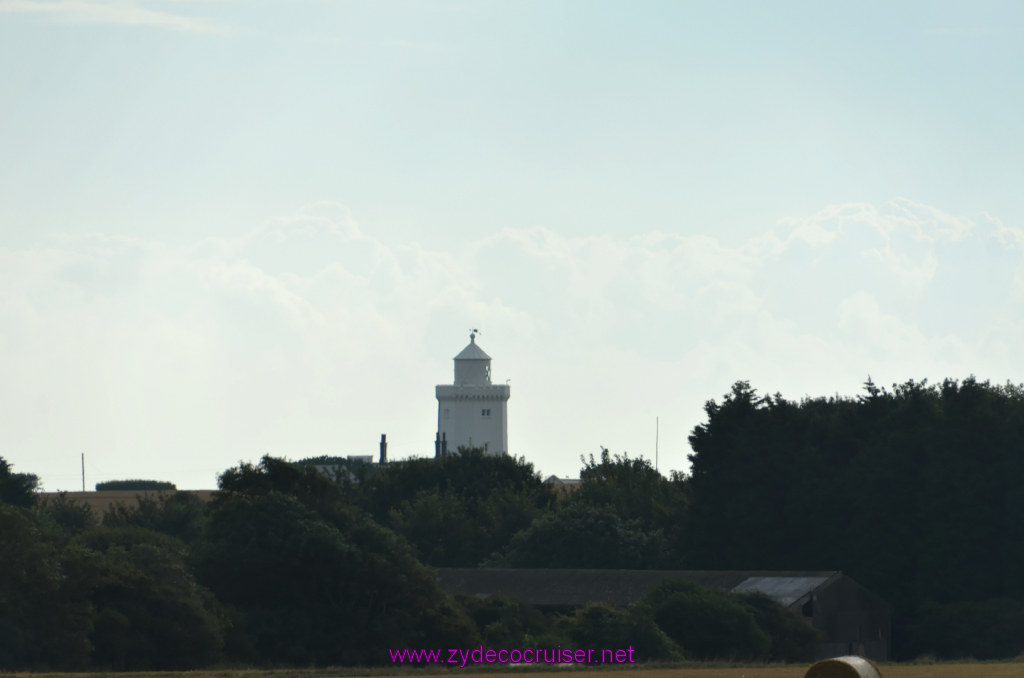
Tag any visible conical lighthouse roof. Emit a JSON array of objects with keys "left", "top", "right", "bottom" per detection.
[{"left": 455, "top": 334, "right": 491, "bottom": 361}]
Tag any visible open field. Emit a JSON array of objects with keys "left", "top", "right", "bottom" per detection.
[
  {"left": 37, "top": 490, "right": 216, "bottom": 514},
  {"left": 7, "top": 663, "right": 1024, "bottom": 678}
]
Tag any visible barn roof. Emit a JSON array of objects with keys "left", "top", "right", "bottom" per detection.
[
  {"left": 436, "top": 568, "right": 841, "bottom": 610},
  {"left": 732, "top": 575, "right": 834, "bottom": 606}
]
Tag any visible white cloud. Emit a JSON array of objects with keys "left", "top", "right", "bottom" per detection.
[
  {"left": 0, "top": 0, "right": 230, "bottom": 34},
  {"left": 838, "top": 292, "right": 925, "bottom": 351},
  {"left": 2, "top": 198, "right": 1022, "bottom": 490},
  {"left": 982, "top": 210, "right": 1024, "bottom": 294}
]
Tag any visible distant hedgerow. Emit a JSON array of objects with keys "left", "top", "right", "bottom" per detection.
[{"left": 95, "top": 480, "right": 176, "bottom": 491}]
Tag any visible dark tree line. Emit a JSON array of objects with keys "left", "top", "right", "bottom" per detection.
[
  {"left": 2, "top": 375, "right": 1023, "bottom": 667},
  {"left": 684, "top": 377, "right": 1024, "bottom": 659},
  {"left": 0, "top": 450, "right": 815, "bottom": 669},
  {"left": 95, "top": 479, "right": 177, "bottom": 491}
]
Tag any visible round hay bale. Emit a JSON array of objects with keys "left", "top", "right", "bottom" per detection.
[{"left": 804, "top": 656, "right": 882, "bottom": 678}]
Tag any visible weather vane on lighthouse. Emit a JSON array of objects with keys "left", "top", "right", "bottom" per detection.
[{"left": 469, "top": 328, "right": 481, "bottom": 342}]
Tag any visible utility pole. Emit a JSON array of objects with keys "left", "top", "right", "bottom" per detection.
[{"left": 81, "top": 453, "right": 85, "bottom": 492}]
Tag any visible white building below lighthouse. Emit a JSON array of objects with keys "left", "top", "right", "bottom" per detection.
[{"left": 435, "top": 332, "right": 509, "bottom": 456}]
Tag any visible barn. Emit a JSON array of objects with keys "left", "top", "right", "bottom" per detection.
[{"left": 437, "top": 568, "right": 891, "bottom": 661}]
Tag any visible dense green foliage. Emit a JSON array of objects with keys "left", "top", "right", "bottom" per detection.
[
  {"left": 72, "top": 526, "right": 226, "bottom": 670},
  {"left": 3, "top": 375, "right": 1023, "bottom": 666},
  {"left": 102, "top": 491, "right": 208, "bottom": 543},
  {"left": 356, "top": 449, "right": 555, "bottom": 566},
  {"left": 0, "top": 500, "right": 222, "bottom": 670},
  {"left": 293, "top": 455, "right": 349, "bottom": 466},
  {"left": 456, "top": 594, "right": 558, "bottom": 648},
  {"left": 735, "top": 591, "right": 822, "bottom": 662},
  {"left": 197, "top": 456, "right": 478, "bottom": 665},
  {"left": 0, "top": 502, "right": 93, "bottom": 669},
  {"left": 0, "top": 457, "right": 39, "bottom": 507},
  {"left": 95, "top": 479, "right": 177, "bottom": 491},
  {"left": 904, "top": 598, "right": 1024, "bottom": 660},
  {"left": 488, "top": 501, "right": 666, "bottom": 568},
  {"left": 685, "top": 377, "right": 1024, "bottom": 659},
  {"left": 38, "top": 491, "right": 98, "bottom": 535},
  {"left": 642, "top": 579, "right": 770, "bottom": 660},
  {"left": 487, "top": 449, "right": 687, "bottom": 568},
  {"left": 576, "top": 448, "right": 689, "bottom": 538},
  {"left": 566, "top": 603, "right": 683, "bottom": 661}
]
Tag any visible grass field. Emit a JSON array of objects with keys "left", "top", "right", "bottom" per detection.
[{"left": 8, "top": 662, "right": 1024, "bottom": 678}]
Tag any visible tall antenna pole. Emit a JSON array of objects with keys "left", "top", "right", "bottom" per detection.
[
  {"left": 655, "top": 417, "right": 659, "bottom": 473},
  {"left": 81, "top": 453, "right": 85, "bottom": 492}
]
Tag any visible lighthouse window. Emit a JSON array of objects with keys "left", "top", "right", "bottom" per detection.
[
  {"left": 443, "top": 409, "right": 450, "bottom": 419},
  {"left": 482, "top": 408, "right": 491, "bottom": 417}
]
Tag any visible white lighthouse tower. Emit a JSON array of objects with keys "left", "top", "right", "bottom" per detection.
[{"left": 435, "top": 331, "right": 510, "bottom": 456}]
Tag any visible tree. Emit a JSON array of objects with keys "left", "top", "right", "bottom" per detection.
[
  {"left": 95, "top": 479, "right": 176, "bottom": 491},
  {"left": 641, "top": 579, "right": 770, "bottom": 660},
  {"left": 71, "top": 526, "right": 226, "bottom": 670},
  {"left": 102, "top": 491, "right": 208, "bottom": 544},
  {"left": 456, "top": 594, "right": 559, "bottom": 649},
  {"left": 217, "top": 454, "right": 352, "bottom": 519},
  {"left": 196, "top": 456, "right": 477, "bottom": 665},
  {"left": 684, "top": 377, "right": 1024, "bottom": 659},
  {"left": 0, "top": 457, "right": 39, "bottom": 508},
  {"left": 573, "top": 448, "right": 689, "bottom": 560},
  {"left": 35, "top": 492, "right": 98, "bottom": 537},
  {"left": 577, "top": 449, "right": 686, "bottom": 522},
  {"left": 734, "top": 592, "right": 821, "bottom": 662},
  {"left": 0, "top": 503, "right": 93, "bottom": 669},
  {"left": 566, "top": 603, "right": 682, "bottom": 661},
  {"left": 387, "top": 490, "right": 478, "bottom": 565},
  {"left": 356, "top": 449, "right": 555, "bottom": 566},
  {"left": 490, "top": 502, "right": 667, "bottom": 569},
  {"left": 905, "top": 598, "right": 1024, "bottom": 660}
]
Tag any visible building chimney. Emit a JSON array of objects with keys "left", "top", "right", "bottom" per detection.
[{"left": 379, "top": 433, "right": 387, "bottom": 464}]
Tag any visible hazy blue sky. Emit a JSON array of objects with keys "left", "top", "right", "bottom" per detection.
[{"left": 2, "top": 1, "right": 1023, "bottom": 490}]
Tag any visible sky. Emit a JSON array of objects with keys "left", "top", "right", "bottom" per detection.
[{"left": 2, "top": 1, "right": 1023, "bottom": 491}]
